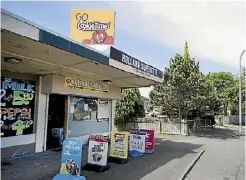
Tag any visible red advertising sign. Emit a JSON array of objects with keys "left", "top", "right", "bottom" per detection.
[{"left": 141, "top": 129, "right": 154, "bottom": 153}]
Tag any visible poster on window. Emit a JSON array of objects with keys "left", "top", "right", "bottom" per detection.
[
  {"left": 0, "top": 77, "right": 36, "bottom": 137},
  {"left": 129, "top": 129, "right": 146, "bottom": 157},
  {"left": 140, "top": 129, "right": 154, "bottom": 153},
  {"left": 88, "top": 135, "right": 108, "bottom": 166},
  {"left": 71, "top": 97, "right": 98, "bottom": 121},
  {"left": 97, "top": 99, "right": 109, "bottom": 121},
  {"left": 60, "top": 138, "right": 83, "bottom": 176},
  {"left": 109, "top": 131, "right": 129, "bottom": 159}
]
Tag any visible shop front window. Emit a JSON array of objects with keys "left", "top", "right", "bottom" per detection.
[
  {"left": 68, "top": 96, "right": 110, "bottom": 138},
  {"left": 70, "top": 96, "right": 98, "bottom": 121}
]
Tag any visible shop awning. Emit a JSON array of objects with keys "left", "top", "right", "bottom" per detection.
[{"left": 1, "top": 10, "right": 163, "bottom": 88}]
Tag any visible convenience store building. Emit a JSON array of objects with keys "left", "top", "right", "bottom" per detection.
[{"left": 0, "top": 10, "right": 163, "bottom": 159}]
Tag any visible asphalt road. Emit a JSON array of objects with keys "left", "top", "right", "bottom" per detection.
[{"left": 185, "top": 126, "right": 245, "bottom": 180}]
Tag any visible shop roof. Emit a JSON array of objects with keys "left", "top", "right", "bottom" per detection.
[{"left": 1, "top": 9, "right": 163, "bottom": 88}]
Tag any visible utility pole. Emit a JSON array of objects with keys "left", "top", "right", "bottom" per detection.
[{"left": 239, "top": 50, "right": 245, "bottom": 132}]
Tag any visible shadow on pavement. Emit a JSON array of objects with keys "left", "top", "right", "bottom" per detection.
[
  {"left": 192, "top": 127, "right": 245, "bottom": 140},
  {"left": 1, "top": 139, "right": 202, "bottom": 180},
  {"left": 85, "top": 138, "right": 202, "bottom": 180}
]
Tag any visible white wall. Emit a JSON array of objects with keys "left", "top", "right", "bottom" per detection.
[
  {"left": 34, "top": 76, "right": 49, "bottom": 152},
  {"left": 1, "top": 134, "right": 36, "bottom": 148}
]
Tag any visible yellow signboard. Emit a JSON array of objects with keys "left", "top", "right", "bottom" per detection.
[
  {"left": 70, "top": 9, "right": 115, "bottom": 45},
  {"left": 65, "top": 77, "right": 109, "bottom": 93},
  {"left": 110, "top": 131, "right": 129, "bottom": 159}
]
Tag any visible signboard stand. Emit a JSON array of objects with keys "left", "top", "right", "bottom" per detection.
[
  {"left": 108, "top": 156, "right": 129, "bottom": 164},
  {"left": 83, "top": 162, "right": 109, "bottom": 173},
  {"left": 108, "top": 131, "right": 129, "bottom": 164},
  {"left": 129, "top": 129, "right": 146, "bottom": 157},
  {"left": 83, "top": 135, "right": 109, "bottom": 173},
  {"left": 141, "top": 129, "right": 154, "bottom": 154},
  {"left": 53, "top": 138, "right": 86, "bottom": 180}
]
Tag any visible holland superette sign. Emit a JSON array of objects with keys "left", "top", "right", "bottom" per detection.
[{"left": 109, "top": 47, "right": 163, "bottom": 78}]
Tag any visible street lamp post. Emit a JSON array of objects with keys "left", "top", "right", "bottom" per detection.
[{"left": 239, "top": 50, "right": 245, "bottom": 133}]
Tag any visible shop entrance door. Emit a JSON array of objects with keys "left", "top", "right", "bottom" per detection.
[{"left": 46, "top": 94, "right": 66, "bottom": 150}]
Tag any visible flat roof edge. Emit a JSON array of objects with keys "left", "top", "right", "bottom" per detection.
[{"left": 1, "top": 8, "right": 163, "bottom": 83}]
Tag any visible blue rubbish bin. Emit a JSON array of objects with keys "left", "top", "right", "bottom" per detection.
[{"left": 52, "top": 128, "right": 64, "bottom": 146}]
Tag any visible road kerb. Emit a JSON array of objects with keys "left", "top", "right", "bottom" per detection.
[{"left": 179, "top": 148, "right": 205, "bottom": 180}]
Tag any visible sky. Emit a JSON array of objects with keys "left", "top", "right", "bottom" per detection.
[{"left": 1, "top": 1, "right": 245, "bottom": 98}]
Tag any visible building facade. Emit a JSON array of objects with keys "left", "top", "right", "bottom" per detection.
[
  {"left": 0, "top": 10, "right": 163, "bottom": 159},
  {"left": 141, "top": 96, "right": 151, "bottom": 114}
]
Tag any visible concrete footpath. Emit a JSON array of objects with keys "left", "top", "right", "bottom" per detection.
[{"left": 1, "top": 138, "right": 204, "bottom": 180}]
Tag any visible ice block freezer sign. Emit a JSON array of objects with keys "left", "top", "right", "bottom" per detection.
[
  {"left": 60, "top": 139, "right": 83, "bottom": 176},
  {"left": 129, "top": 129, "right": 146, "bottom": 157},
  {"left": 141, "top": 129, "right": 154, "bottom": 153}
]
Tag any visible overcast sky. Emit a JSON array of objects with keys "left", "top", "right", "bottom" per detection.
[
  {"left": 109, "top": 1, "right": 245, "bottom": 97},
  {"left": 2, "top": 1, "right": 245, "bottom": 98},
  {"left": 110, "top": 1, "right": 245, "bottom": 68}
]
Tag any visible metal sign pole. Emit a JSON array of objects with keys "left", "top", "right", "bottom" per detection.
[{"left": 239, "top": 50, "right": 245, "bottom": 133}]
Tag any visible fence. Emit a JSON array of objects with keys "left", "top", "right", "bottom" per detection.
[
  {"left": 215, "top": 115, "right": 246, "bottom": 125},
  {"left": 121, "top": 118, "right": 161, "bottom": 137},
  {"left": 117, "top": 117, "right": 214, "bottom": 136},
  {"left": 160, "top": 120, "right": 189, "bottom": 135}
]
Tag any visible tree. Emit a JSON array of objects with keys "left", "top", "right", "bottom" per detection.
[
  {"left": 115, "top": 88, "right": 145, "bottom": 128},
  {"left": 184, "top": 41, "right": 190, "bottom": 60},
  {"left": 205, "top": 72, "right": 235, "bottom": 115},
  {"left": 150, "top": 42, "right": 204, "bottom": 119},
  {"left": 230, "top": 68, "right": 246, "bottom": 115},
  {"left": 202, "top": 73, "right": 222, "bottom": 115}
]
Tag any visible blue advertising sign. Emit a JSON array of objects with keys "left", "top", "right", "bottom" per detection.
[
  {"left": 53, "top": 174, "right": 86, "bottom": 180},
  {"left": 60, "top": 139, "right": 83, "bottom": 176},
  {"left": 129, "top": 129, "right": 146, "bottom": 157}
]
